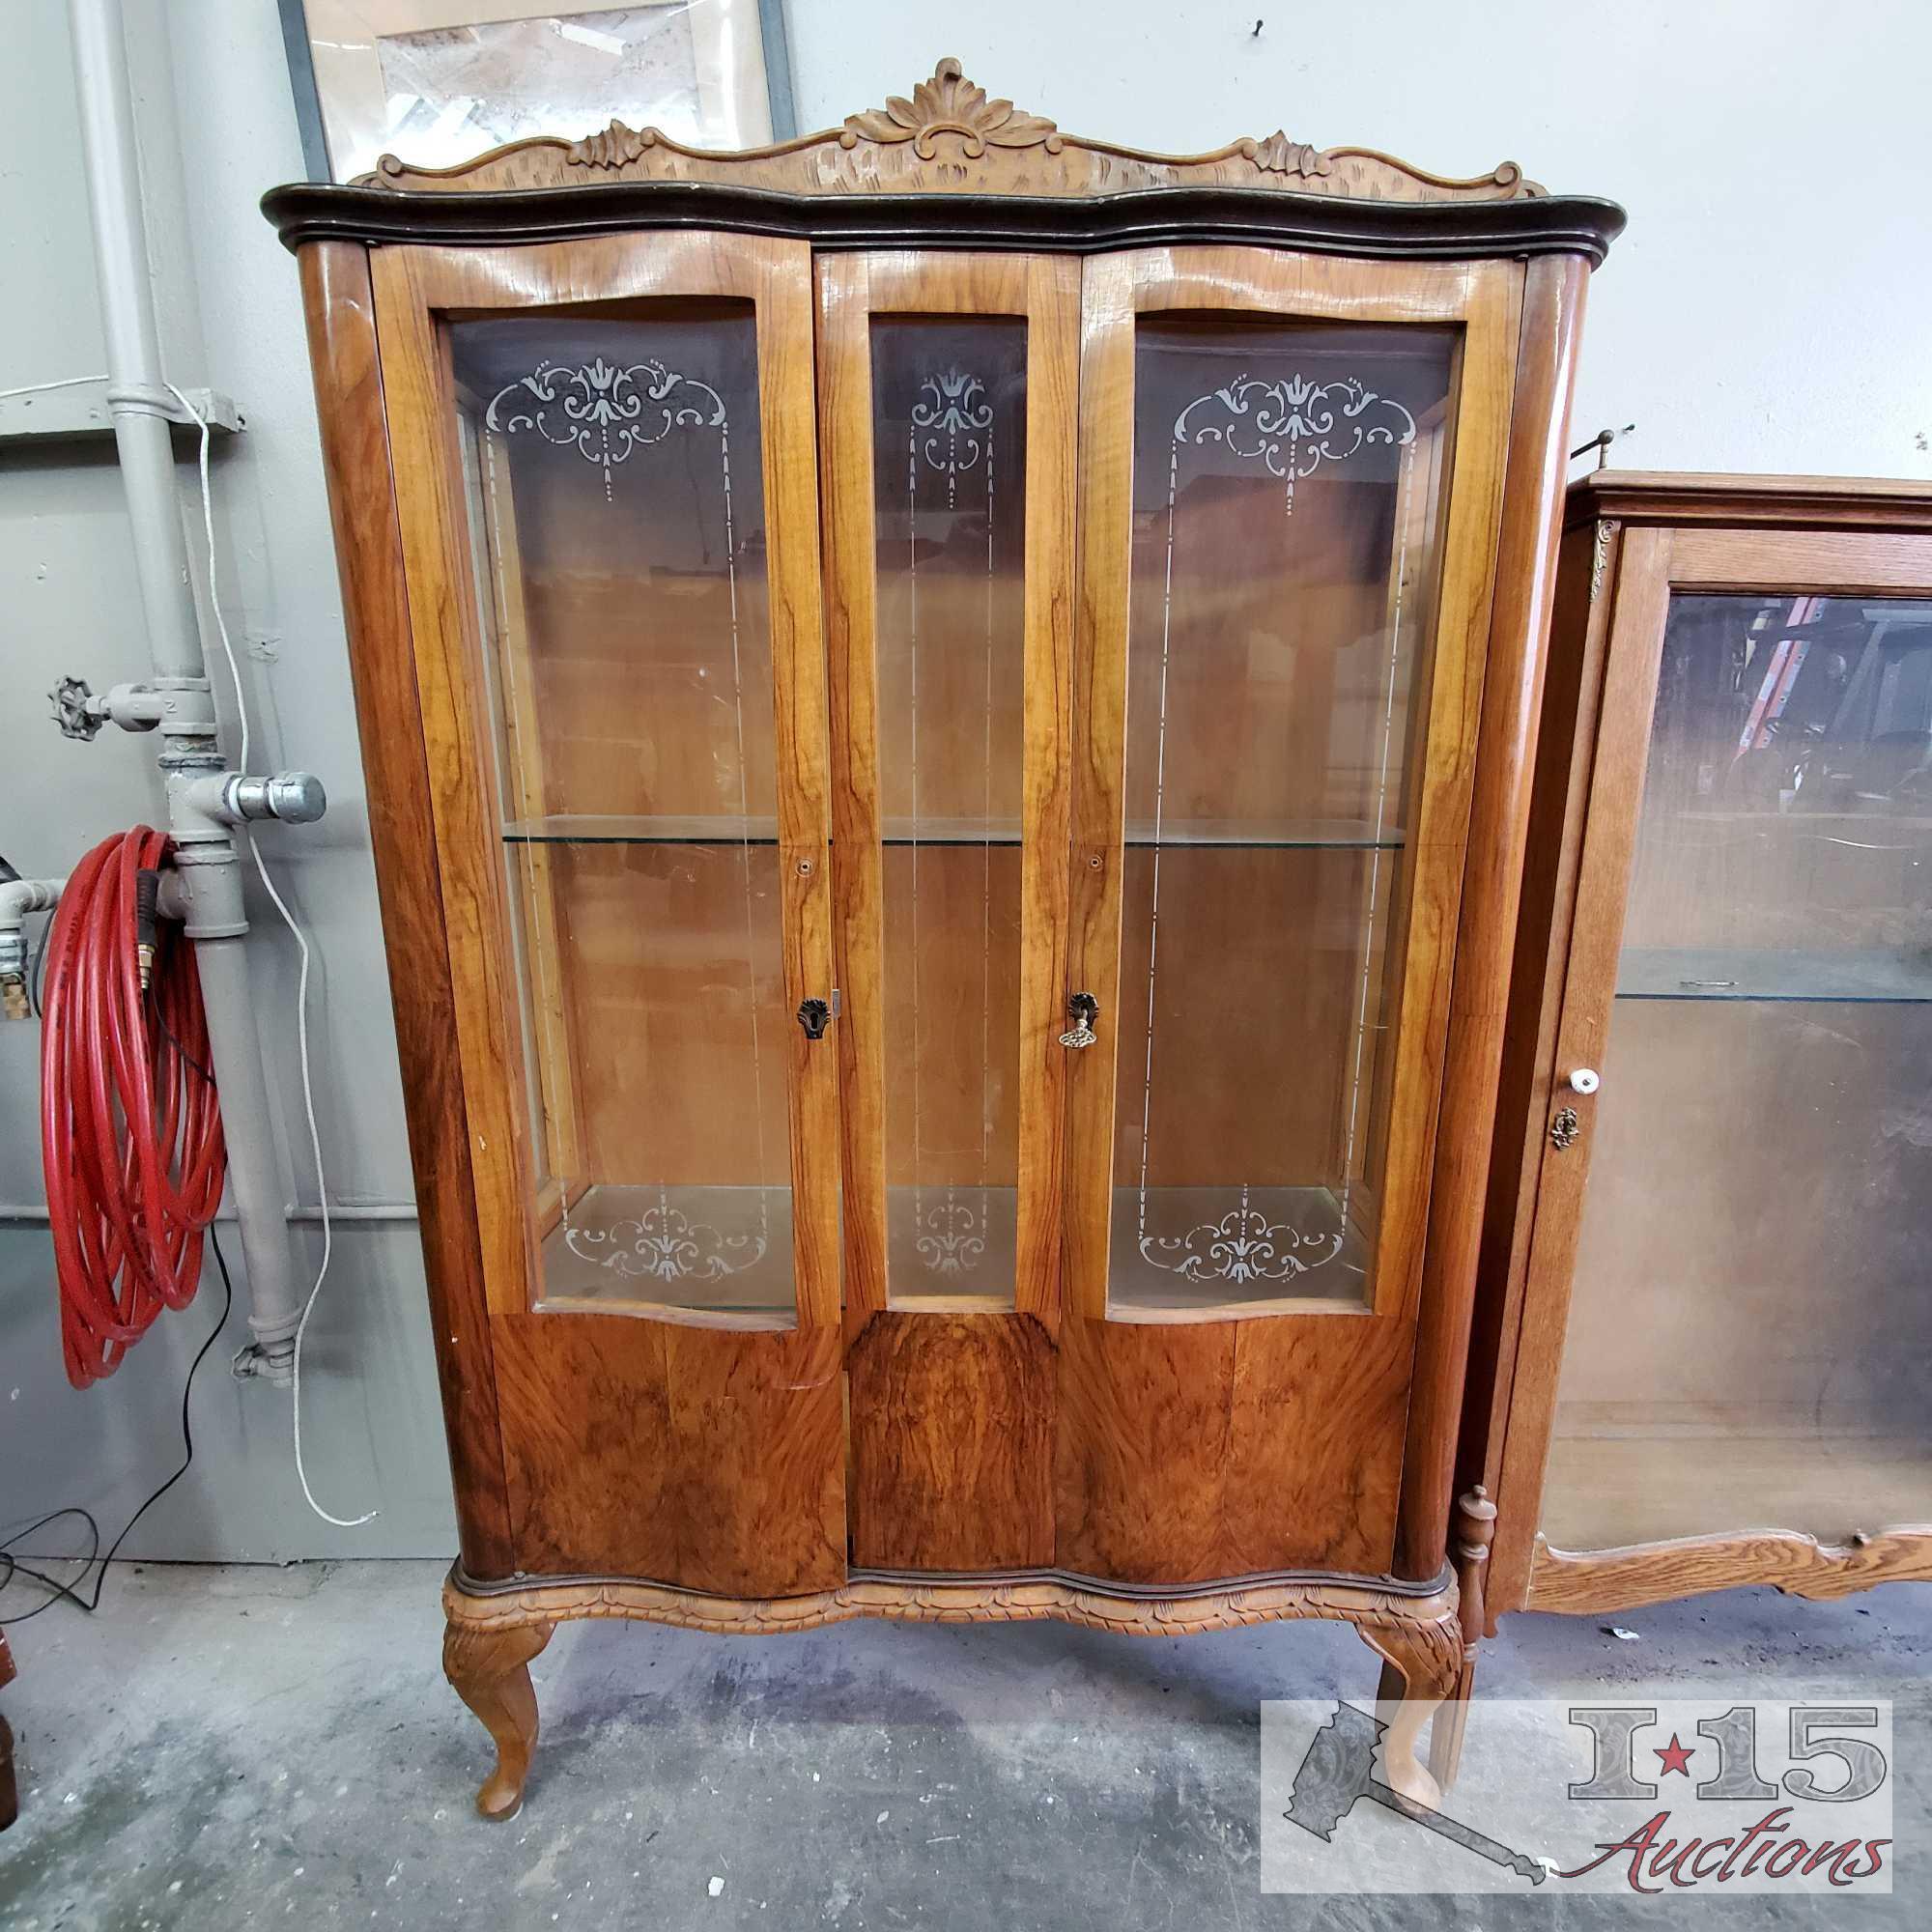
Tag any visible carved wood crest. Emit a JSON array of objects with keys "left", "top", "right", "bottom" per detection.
[
  {"left": 840, "top": 57, "right": 1064, "bottom": 159},
  {"left": 366, "top": 56, "right": 1542, "bottom": 201}
]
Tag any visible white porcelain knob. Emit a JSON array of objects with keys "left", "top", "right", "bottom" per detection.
[{"left": 1567, "top": 1067, "right": 1601, "bottom": 1095}]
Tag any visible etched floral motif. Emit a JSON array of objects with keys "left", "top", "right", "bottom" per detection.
[
  {"left": 485, "top": 357, "right": 726, "bottom": 501},
  {"left": 1174, "top": 374, "right": 1417, "bottom": 515},
  {"left": 914, "top": 1198, "right": 986, "bottom": 1278},
  {"left": 1138, "top": 1186, "right": 1344, "bottom": 1285},
  {"left": 841, "top": 57, "right": 1063, "bottom": 160},
  {"left": 911, "top": 369, "right": 993, "bottom": 505},
  {"left": 564, "top": 1201, "right": 766, "bottom": 1282}
]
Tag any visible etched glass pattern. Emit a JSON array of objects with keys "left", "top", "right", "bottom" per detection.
[
  {"left": 452, "top": 311, "right": 797, "bottom": 1322},
  {"left": 1109, "top": 320, "right": 1457, "bottom": 1316}
]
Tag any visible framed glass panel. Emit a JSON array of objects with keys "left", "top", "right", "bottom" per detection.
[
  {"left": 870, "top": 317, "right": 1028, "bottom": 1306},
  {"left": 1544, "top": 590, "right": 1932, "bottom": 1544},
  {"left": 1107, "top": 320, "right": 1456, "bottom": 1316},
  {"left": 450, "top": 308, "right": 797, "bottom": 1322}
]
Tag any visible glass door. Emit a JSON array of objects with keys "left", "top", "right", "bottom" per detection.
[
  {"left": 816, "top": 252, "right": 1078, "bottom": 1575},
  {"left": 1059, "top": 246, "right": 1524, "bottom": 1581},
  {"left": 373, "top": 235, "right": 839, "bottom": 1336},
  {"left": 1067, "top": 250, "right": 1517, "bottom": 1329},
  {"left": 1533, "top": 529, "right": 1932, "bottom": 1552},
  {"left": 818, "top": 254, "right": 1080, "bottom": 1323}
]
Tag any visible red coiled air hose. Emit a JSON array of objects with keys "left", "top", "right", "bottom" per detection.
[{"left": 40, "top": 828, "right": 226, "bottom": 1388}]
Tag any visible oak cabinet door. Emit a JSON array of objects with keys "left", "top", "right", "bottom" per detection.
[
  {"left": 1528, "top": 529, "right": 1932, "bottom": 1564},
  {"left": 373, "top": 235, "right": 842, "bottom": 1593},
  {"left": 1059, "top": 247, "right": 1522, "bottom": 1579}
]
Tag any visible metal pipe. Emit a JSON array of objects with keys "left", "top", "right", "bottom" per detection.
[
  {"left": 0, "top": 878, "right": 65, "bottom": 1020},
  {"left": 187, "top": 911, "right": 304, "bottom": 1365},
  {"left": 68, "top": 0, "right": 310, "bottom": 1383},
  {"left": 67, "top": 0, "right": 204, "bottom": 685}
]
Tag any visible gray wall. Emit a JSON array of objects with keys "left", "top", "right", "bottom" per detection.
[
  {"left": 1, "top": 0, "right": 454, "bottom": 1561},
  {"left": 1, "top": 1, "right": 1927, "bottom": 1565}
]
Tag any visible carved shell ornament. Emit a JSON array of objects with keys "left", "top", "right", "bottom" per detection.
[{"left": 838, "top": 57, "right": 1064, "bottom": 158}]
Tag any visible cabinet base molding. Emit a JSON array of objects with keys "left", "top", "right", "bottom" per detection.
[
  {"left": 1527, "top": 1525, "right": 1932, "bottom": 1616},
  {"left": 441, "top": 1563, "right": 1463, "bottom": 1816}
]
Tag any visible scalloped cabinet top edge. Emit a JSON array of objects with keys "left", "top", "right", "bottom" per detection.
[
  {"left": 263, "top": 56, "right": 1625, "bottom": 261},
  {"left": 366, "top": 55, "right": 1539, "bottom": 200}
]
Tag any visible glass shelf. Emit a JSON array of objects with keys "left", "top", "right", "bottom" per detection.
[
  {"left": 500, "top": 813, "right": 1406, "bottom": 850},
  {"left": 502, "top": 813, "right": 779, "bottom": 845},
  {"left": 1616, "top": 946, "right": 1932, "bottom": 1004}
]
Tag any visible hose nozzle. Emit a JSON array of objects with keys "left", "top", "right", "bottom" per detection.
[{"left": 135, "top": 867, "right": 161, "bottom": 992}]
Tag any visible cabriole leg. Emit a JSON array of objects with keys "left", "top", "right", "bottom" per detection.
[
  {"left": 1361, "top": 1611, "right": 1462, "bottom": 1810},
  {"left": 1429, "top": 1653, "right": 1477, "bottom": 1792},
  {"left": 443, "top": 1617, "right": 554, "bottom": 1821}
]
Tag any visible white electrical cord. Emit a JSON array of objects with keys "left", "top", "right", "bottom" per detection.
[
  {"left": 0, "top": 372, "right": 108, "bottom": 399},
  {"left": 166, "top": 383, "right": 378, "bottom": 1530}
]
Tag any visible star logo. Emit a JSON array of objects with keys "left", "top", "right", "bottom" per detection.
[{"left": 1654, "top": 1733, "right": 1696, "bottom": 1777}]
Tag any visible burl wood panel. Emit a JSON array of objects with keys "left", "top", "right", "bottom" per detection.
[
  {"left": 1222, "top": 1315, "right": 1412, "bottom": 1575},
  {"left": 1054, "top": 1312, "right": 1410, "bottom": 1581},
  {"left": 493, "top": 1312, "right": 843, "bottom": 1596},
  {"left": 846, "top": 1312, "right": 1055, "bottom": 1570}
]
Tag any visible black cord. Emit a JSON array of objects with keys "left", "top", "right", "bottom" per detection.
[
  {"left": 0, "top": 1230, "right": 234, "bottom": 1627},
  {"left": 1, "top": 984, "right": 233, "bottom": 1626},
  {"left": 28, "top": 906, "right": 51, "bottom": 1019}
]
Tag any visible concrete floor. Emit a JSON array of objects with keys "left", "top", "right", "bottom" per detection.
[{"left": 0, "top": 1559, "right": 1926, "bottom": 1928}]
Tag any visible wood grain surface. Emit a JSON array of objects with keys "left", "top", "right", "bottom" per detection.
[
  {"left": 298, "top": 240, "right": 515, "bottom": 1577},
  {"left": 1476, "top": 488, "right": 1932, "bottom": 1625},
  {"left": 1392, "top": 253, "right": 1582, "bottom": 1578},
  {"left": 494, "top": 1313, "right": 843, "bottom": 1595},
  {"left": 846, "top": 1311, "right": 1055, "bottom": 1569},
  {"left": 1530, "top": 1526, "right": 1932, "bottom": 1615}
]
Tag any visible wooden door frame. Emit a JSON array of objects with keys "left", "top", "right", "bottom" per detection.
[
  {"left": 813, "top": 250, "right": 1080, "bottom": 1332},
  {"left": 1484, "top": 523, "right": 1932, "bottom": 1619},
  {"left": 298, "top": 240, "right": 516, "bottom": 1577},
  {"left": 368, "top": 232, "right": 840, "bottom": 1334}
]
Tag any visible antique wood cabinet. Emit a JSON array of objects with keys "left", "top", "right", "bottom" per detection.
[
  {"left": 1457, "top": 472, "right": 1932, "bottom": 1776},
  {"left": 267, "top": 60, "right": 1621, "bottom": 1818}
]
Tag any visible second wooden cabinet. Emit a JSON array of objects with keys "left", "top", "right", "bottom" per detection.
[
  {"left": 271, "top": 58, "right": 1622, "bottom": 1816},
  {"left": 1466, "top": 472, "right": 1932, "bottom": 1683}
]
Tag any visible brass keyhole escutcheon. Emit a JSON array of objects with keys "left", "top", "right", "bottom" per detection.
[{"left": 1549, "top": 1105, "right": 1580, "bottom": 1151}]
